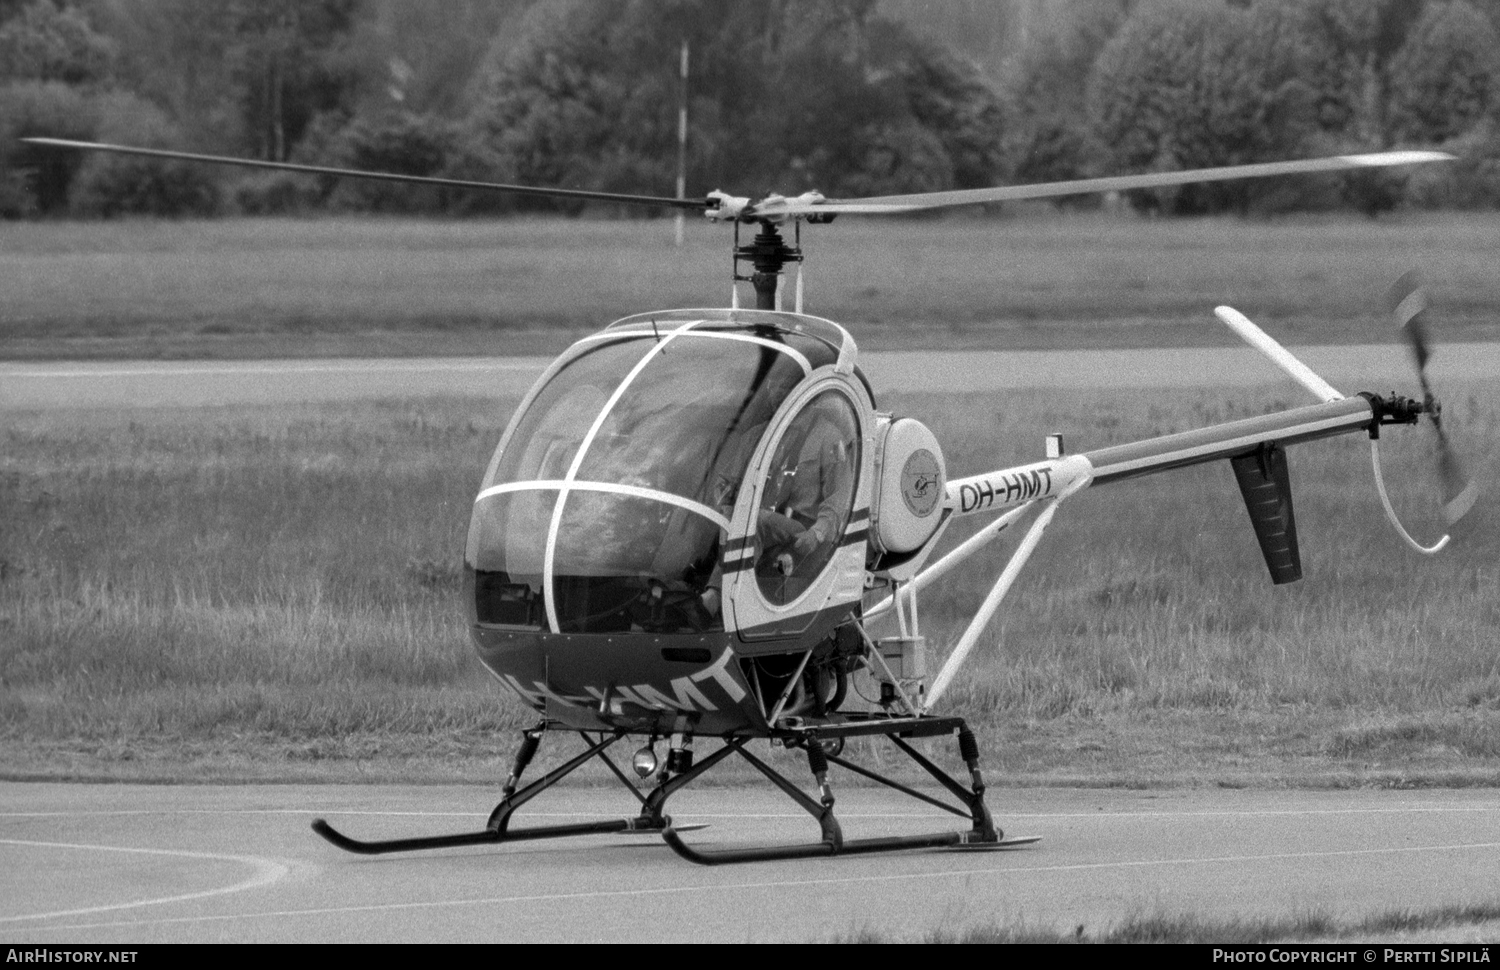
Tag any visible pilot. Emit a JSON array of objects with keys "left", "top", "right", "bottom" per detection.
[{"left": 757, "top": 404, "right": 853, "bottom": 577}]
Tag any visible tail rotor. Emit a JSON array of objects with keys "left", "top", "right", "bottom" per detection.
[{"left": 1388, "top": 270, "right": 1479, "bottom": 526}]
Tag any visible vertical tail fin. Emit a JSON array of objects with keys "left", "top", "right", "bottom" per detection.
[{"left": 1231, "top": 443, "right": 1302, "bottom": 585}]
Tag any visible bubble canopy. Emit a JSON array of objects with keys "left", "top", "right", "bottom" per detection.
[{"left": 466, "top": 311, "right": 846, "bottom": 636}]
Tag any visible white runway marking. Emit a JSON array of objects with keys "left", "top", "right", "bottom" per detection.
[
  {"left": 20, "top": 839, "right": 1500, "bottom": 934},
  {"left": 0, "top": 838, "right": 291, "bottom": 923}
]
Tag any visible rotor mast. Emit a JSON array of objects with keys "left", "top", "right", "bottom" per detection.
[{"left": 733, "top": 220, "right": 802, "bottom": 311}]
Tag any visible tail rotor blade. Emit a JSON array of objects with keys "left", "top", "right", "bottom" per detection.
[
  {"left": 1387, "top": 271, "right": 1479, "bottom": 526},
  {"left": 1390, "top": 270, "right": 1432, "bottom": 375},
  {"left": 1440, "top": 456, "right": 1479, "bottom": 526}
]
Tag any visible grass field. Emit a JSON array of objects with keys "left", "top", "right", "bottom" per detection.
[
  {"left": 856, "top": 902, "right": 1500, "bottom": 943},
  {"left": 3, "top": 383, "right": 1495, "bottom": 784},
  {"left": 5, "top": 211, "right": 1500, "bottom": 359}
]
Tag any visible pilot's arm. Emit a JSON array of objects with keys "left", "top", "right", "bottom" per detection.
[
  {"left": 782, "top": 423, "right": 851, "bottom": 558},
  {"left": 793, "top": 434, "right": 851, "bottom": 555}
]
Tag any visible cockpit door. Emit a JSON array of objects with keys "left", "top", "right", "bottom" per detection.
[{"left": 725, "top": 375, "right": 872, "bottom": 642}]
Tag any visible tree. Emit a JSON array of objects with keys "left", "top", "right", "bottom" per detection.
[
  {"left": 0, "top": 80, "right": 96, "bottom": 215},
  {"left": 1087, "top": 0, "right": 1321, "bottom": 213},
  {"left": 883, "top": 27, "right": 1007, "bottom": 190},
  {"left": 465, "top": 0, "right": 1005, "bottom": 209},
  {"left": 0, "top": 2, "right": 115, "bottom": 215},
  {"left": 1000, "top": 0, "right": 1132, "bottom": 192},
  {"left": 224, "top": 0, "right": 362, "bottom": 161},
  {"left": 1386, "top": 0, "right": 1500, "bottom": 144},
  {"left": 66, "top": 89, "right": 220, "bottom": 216},
  {"left": 0, "top": 0, "right": 115, "bottom": 85},
  {"left": 1380, "top": 1, "right": 1500, "bottom": 211},
  {"left": 292, "top": 108, "right": 489, "bottom": 213},
  {"left": 340, "top": 0, "right": 537, "bottom": 118},
  {"left": 1273, "top": 0, "right": 1384, "bottom": 140},
  {"left": 89, "top": 0, "right": 244, "bottom": 151}
]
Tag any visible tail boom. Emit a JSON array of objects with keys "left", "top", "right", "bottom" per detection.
[
  {"left": 1082, "top": 396, "right": 1375, "bottom": 487},
  {"left": 945, "top": 395, "right": 1382, "bottom": 520}
]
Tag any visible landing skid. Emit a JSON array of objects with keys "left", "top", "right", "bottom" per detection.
[
  {"left": 659, "top": 715, "right": 1032, "bottom": 865},
  {"left": 312, "top": 715, "right": 1036, "bottom": 865},
  {"left": 312, "top": 728, "right": 681, "bottom": 855}
]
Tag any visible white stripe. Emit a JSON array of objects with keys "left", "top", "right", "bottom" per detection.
[
  {"left": 573, "top": 325, "right": 813, "bottom": 374},
  {"left": 0, "top": 838, "right": 288, "bottom": 923},
  {"left": 677, "top": 329, "right": 813, "bottom": 374},
  {"left": 474, "top": 480, "right": 569, "bottom": 503},
  {"left": 1090, "top": 413, "right": 1367, "bottom": 479},
  {"left": 475, "top": 480, "right": 728, "bottom": 532},
  {"left": 570, "top": 330, "right": 657, "bottom": 347}
]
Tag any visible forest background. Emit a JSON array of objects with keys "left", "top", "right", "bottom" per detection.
[{"left": 4, "top": 0, "right": 1500, "bottom": 220}]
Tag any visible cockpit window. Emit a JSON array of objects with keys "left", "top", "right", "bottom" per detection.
[
  {"left": 469, "top": 321, "right": 820, "bottom": 634},
  {"left": 571, "top": 336, "right": 804, "bottom": 506},
  {"left": 488, "top": 342, "right": 635, "bottom": 486},
  {"left": 549, "top": 491, "right": 723, "bottom": 633},
  {"left": 755, "top": 391, "right": 860, "bottom": 606}
]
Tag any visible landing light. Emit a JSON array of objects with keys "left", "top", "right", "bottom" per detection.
[{"left": 632, "top": 746, "right": 659, "bottom": 778}]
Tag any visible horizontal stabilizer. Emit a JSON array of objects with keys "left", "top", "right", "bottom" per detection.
[{"left": 1231, "top": 444, "right": 1302, "bottom": 585}]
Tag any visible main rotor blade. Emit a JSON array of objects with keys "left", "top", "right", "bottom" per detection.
[
  {"left": 787, "top": 151, "right": 1454, "bottom": 215},
  {"left": 19, "top": 137, "right": 709, "bottom": 212}
]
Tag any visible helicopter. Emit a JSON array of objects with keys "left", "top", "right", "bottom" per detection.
[{"left": 21, "top": 137, "right": 1478, "bottom": 864}]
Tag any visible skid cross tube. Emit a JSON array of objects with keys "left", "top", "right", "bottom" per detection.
[
  {"left": 488, "top": 730, "right": 635, "bottom": 835},
  {"left": 578, "top": 731, "right": 652, "bottom": 809},
  {"left": 641, "top": 737, "right": 746, "bottom": 824},
  {"left": 660, "top": 716, "right": 1025, "bottom": 865}
]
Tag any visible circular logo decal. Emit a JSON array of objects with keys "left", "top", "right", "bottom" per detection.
[{"left": 900, "top": 449, "right": 941, "bottom": 517}]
